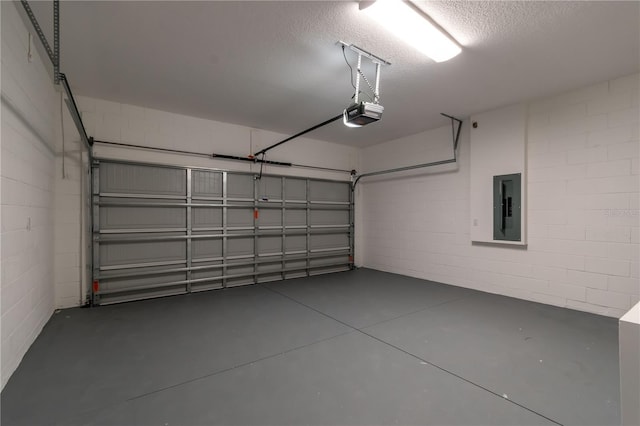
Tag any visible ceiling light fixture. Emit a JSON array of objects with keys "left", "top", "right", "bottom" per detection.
[{"left": 360, "top": 0, "right": 461, "bottom": 62}]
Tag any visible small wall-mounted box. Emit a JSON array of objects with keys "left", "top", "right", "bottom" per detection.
[
  {"left": 470, "top": 103, "right": 527, "bottom": 245},
  {"left": 493, "top": 173, "right": 521, "bottom": 241}
]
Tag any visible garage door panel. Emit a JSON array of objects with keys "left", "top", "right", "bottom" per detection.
[
  {"left": 226, "top": 264, "right": 255, "bottom": 287},
  {"left": 192, "top": 170, "right": 223, "bottom": 197},
  {"left": 192, "top": 207, "right": 223, "bottom": 229},
  {"left": 310, "top": 254, "right": 351, "bottom": 274},
  {"left": 228, "top": 208, "right": 254, "bottom": 227},
  {"left": 309, "top": 209, "right": 349, "bottom": 226},
  {"left": 100, "top": 239, "right": 186, "bottom": 267},
  {"left": 100, "top": 206, "right": 186, "bottom": 230},
  {"left": 192, "top": 238, "right": 223, "bottom": 259},
  {"left": 228, "top": 237, "right": 254, "bottom": 257},
  {"left": 257, "top": 261, "right": 283, "bottom": 273},
  {"left": 258, "top": 236, "right": 282, "bottom": 255},
  {"left": 258, "top": 209, "right": 281, "bottom": 227},
  {"left": 285, "top": 235, "right": 306, "bottom": 252},
  {"left": 100, "top": 163, "right": 186, "bottom": 196},
  {"left": 310, "top": 233, "right": 349, "bottom": 251},
  {"left": 284, "top": 210, "right": 306, "bottom": 226},
  {"left": 98, "top": 270, "right": 188, "bottom": 303},
  {"left": 309, "top": 180, "right": 349, "bottom": 203},
  {"left": 102, "top": 285, "right": 187, "bottom": 304},
  {"left": 284, "top": 259, "right": 308, "bottom": 279},
  {"left": 256, "top": 176, "right": 282, "bottom": 200},
  {"left": 227, "top": 174, "right": 253, "bottom": 199},
  {"left": 101, "top": 271, "right": 187, "bottom": 291},
  {"left": 191, "top": 281, "right": 224, "bottom": 292},
  {"left": 191, "top": 267, "right": 223, "bottom": 281},
  {"left": 285, "top": 178, "right": 306, "bottom": 200},
  {"left": 93, "top": 161, "right": 352, "bottom": 304},
  {"left": 311, "top": 265, "right": 350, "bottom": 275}
]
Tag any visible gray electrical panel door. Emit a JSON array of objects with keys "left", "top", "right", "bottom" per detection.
[
  {"left": 91, "top": 160, "right": 353, "bottom": 305},
  {"left": 493, "top": 173, "right": 521, "bottom": 241}
]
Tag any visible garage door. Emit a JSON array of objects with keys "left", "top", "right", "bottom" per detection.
[{"left": 91, "top": 160, "right": 353, "bottom": 305}]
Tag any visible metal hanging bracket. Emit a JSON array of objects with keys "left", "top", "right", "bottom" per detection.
[
  {"left": 339, "top": 41, "right": 390, "bottom": 106},
  {"left": 20, "top": 0, "right": 60, "bottom": 83},
  {"left": 337, "top": 41, "right": 391, "bottom": 66},
  {"left": 352, "top": 113, "right": 463, "bottom": 189},
  {"left": 441, "top": 112, "right": 463, "bottom": 152},
  {"left": 21, "top": 0, "right": 92, "bottom": 152}
]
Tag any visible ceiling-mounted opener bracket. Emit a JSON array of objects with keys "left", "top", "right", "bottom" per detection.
[{"left": 338, "top": 41, "right": 390, "bottom": 105}]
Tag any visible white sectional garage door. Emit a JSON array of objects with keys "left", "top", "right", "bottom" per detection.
[{"left": 91, "top": 160, "right": 353, "bottom": 304}]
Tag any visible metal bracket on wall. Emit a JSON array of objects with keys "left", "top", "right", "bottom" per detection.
[
  {"left": 20, "top": 0, "right": 92, "bottom": 153},
  {"left": 442, "top": 112, "right": 463, "bottom": 152},
  {"left": 351, "top": 113, "right": 463, "bottom": 189},
  {"left": 53, "top": 0, "right": 60, "bottom": 84},
  {"left": 20, "top": 0, "right": 60, "bottom": 83}
]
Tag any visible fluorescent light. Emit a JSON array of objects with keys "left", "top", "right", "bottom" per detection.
[{"left": 362, "top": 0, "right": 461, "bottom": 62}]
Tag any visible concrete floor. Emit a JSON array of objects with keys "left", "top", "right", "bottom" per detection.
[{"left": 1, "top": 268, "right": 620, "bottom": 425}]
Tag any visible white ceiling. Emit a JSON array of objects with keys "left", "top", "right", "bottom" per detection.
[{"left": 30, "top": 1, "right": 640, "bottom": 147}]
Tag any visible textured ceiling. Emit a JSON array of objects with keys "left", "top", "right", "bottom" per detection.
[{"left": 29, "top": 1, "right": 640, "bottom": 147}]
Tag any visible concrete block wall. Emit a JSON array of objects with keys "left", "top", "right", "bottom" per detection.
[
  {"left": 53, "top": 111, "right": 88, "bottom": 309},
  {"left": 1, "top": 2, "right": 58, "bottom": 389},
  {"left": 360, "top": 72, "right": 639, "bottom": 318},
  {"left": 52, "top": 95, "right": 359, "bottom": 309}
]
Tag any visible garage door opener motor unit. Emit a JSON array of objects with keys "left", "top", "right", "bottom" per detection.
[{"left": 340, "top": 42, "right": 390, "bottom": 127}]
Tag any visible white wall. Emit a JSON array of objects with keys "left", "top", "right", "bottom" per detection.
[
  {"left": 53, "top": 105, "right": 88, "bottom": 309},
  {"left": 469, "top": 103, "right": 527, "bottom": 244},
  {"left": 360, "top": 73, "right": 639, "bottom": 318},
  {"left": 1, "top": 1, "right": 58, "bottom": 389},
  {"left": 53, "top": 95, "right": 360, "bottom": 308}
]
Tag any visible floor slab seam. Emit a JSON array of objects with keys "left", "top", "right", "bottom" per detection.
[
  {"left": 358, "top": 294, "right": 474, "bottom": 329},
  {"left": 124, "top": 329, "right": 356, "bottom": 402},
  {"left": 261, "top": 284, "right": 564, "bottom": 426},
  {"left": 18, "top": 328, "right": 356, "bottom": 425},
  {"left": 260, "top": 284, "right": 360, "bottom": 331},
  {"left": 357, "top": 328, "right": 565, "bottom": 426}
]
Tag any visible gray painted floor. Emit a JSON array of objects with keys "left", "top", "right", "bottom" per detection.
[{"left": 1, "top": 268, "right": 619, "bottom": 426}]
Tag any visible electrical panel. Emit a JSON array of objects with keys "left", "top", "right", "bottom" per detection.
[{"left": 493, "top": 173, "right": 521, "bottom": 241}]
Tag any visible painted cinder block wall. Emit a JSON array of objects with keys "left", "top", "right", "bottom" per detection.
[
  {"left": 360, "top": 72, "right": 639, "bottom": 318},
  {"left": 1, "top": 2, "right": 58, "bottom": 389}
]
